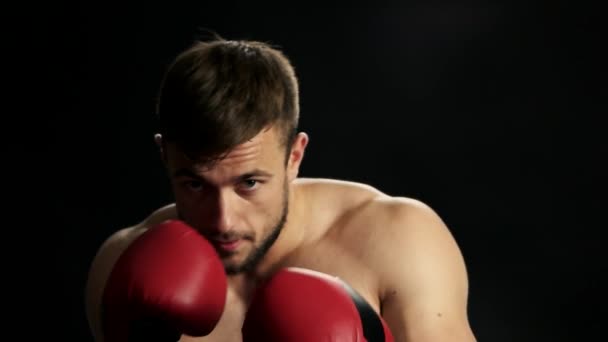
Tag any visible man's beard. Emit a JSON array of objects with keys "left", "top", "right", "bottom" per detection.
[{"left": 224, "top": 183, "right": 289, "bottom": 275}]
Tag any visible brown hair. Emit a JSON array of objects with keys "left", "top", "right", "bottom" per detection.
[{"left": 155, "top": 36, "right": 300, "bottom": 165}]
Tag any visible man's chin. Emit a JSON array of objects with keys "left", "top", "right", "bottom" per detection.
[
  {"left": 221, "top": 254, "right": 249, "bottom": 275},
  {"left": 223, "top": 262, "right": 248, "bottom": 275}
]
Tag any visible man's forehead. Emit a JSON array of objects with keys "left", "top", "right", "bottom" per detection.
[
  {"left": 205, "top": 142, "right": 262, "bottom": 171},
  {"left": 167, "top": 127, "right": 280, "bottom": 169},
  {"left": 229, "top": 130, "right": 268, "bottom": 155}
]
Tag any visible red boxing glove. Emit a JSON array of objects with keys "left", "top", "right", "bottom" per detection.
[
  {"left": 102, "top": 220, "right": 228, "bottom": 342},
  {"left": 242, "top": 267, "right": 394, "bottom": 342}
]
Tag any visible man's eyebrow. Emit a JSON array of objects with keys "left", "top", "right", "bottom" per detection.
[
  {"left": 236, "top": 169, "right": 274, "bottom": 180},
  {"left": 172, "top": 168, "right": 273, "bottom": 180},
  {"left": 172, "top": 168, "right": 201, "bottom": 179}
]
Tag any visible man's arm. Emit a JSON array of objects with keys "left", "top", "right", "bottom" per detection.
[
  {"left": 373, "top": 198, "right": 477, "bottom": 342},
  {"left": 84, "top": 226, "right": 144, "bottom": 342}
]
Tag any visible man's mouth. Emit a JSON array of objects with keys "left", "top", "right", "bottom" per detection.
[{"left": 214, "top": 239, "right": 243, "bottom": 252}]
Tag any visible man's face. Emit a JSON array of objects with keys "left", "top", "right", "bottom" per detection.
[{"left": 160, "top": 127, "right": 306, "bottom": 274}]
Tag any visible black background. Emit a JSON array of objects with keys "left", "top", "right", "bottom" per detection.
[{"left": 12, "top": 1, "right": 604, "bottom": 341}]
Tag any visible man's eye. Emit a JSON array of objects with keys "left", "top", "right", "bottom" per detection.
[
  {"left": 184, "top": 180, "right": 203, "bottom": 191},
  {"left": 241, "top": 179, "right": 259, "bottom": 190}
]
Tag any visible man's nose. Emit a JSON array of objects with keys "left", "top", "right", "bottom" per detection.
[{"left": 206, "top": 190, "right": 234, "bottom": 234}]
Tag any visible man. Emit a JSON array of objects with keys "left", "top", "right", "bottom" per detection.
[{"left": 85, "top": 36, "right": 477, "bottom": 341}]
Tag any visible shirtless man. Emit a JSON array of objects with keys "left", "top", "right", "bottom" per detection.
[{"left": 85, "top": 36, "right": 477, "bottom": 341}]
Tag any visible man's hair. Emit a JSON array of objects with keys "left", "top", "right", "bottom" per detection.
[{"left": 155, "top": 35, "right": 300, "bottom": 164}]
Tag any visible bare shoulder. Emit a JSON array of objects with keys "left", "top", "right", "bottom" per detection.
[
  {"left": 295, "top": 177, "right": 386, "bottom": 213},
  {"left": 352, "top": 195, "right": 465, "bottom": 284},
  {"left": 297, "top": 180, "right": 475, "bottom": 339},
  {"left": 326, "top": 190, "right": 451, "bottom": 254},
  {"left": 359, "top": 195, "right": 448, "bottom": 232},
  {"left": 297, "top": 178, "right": 447, "bottom": 247},
  {"left": 296, "top": 178, "right": 451, "bottom": 248},
  {"left": 298, "top": 177, "right": 438, "bottom": 234},
  {"left": 84, "top": 203, "right": 178, "bottom": 341},
  {"left": 350, "top": 196, "right": 476, "bottom": 341},
  {"left": 295, "top": 178, "right": 442, "bottom": 235}
]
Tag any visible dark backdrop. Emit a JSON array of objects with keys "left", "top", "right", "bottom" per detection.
[{"left": 18, "top": 1, "right": 602, "bottom": 341}]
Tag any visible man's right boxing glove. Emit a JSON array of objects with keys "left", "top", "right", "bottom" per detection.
[{"left": 102, "top": 220, "right": 228, "bottom": 342}]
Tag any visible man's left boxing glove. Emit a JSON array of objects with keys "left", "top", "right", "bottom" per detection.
[
  {"left": 242, "top": 267, "right": 394, "bottom": 342},
  {"left": 102, "top": 220, "right": 228, "bottom": 342}
]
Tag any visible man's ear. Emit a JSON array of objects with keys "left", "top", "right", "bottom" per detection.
[
  {"left": 154, "top": 133, "right": 167, "bottom": 165},
  {"left": 287, "top": 132, "right": 309, "bottom": 182}
]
